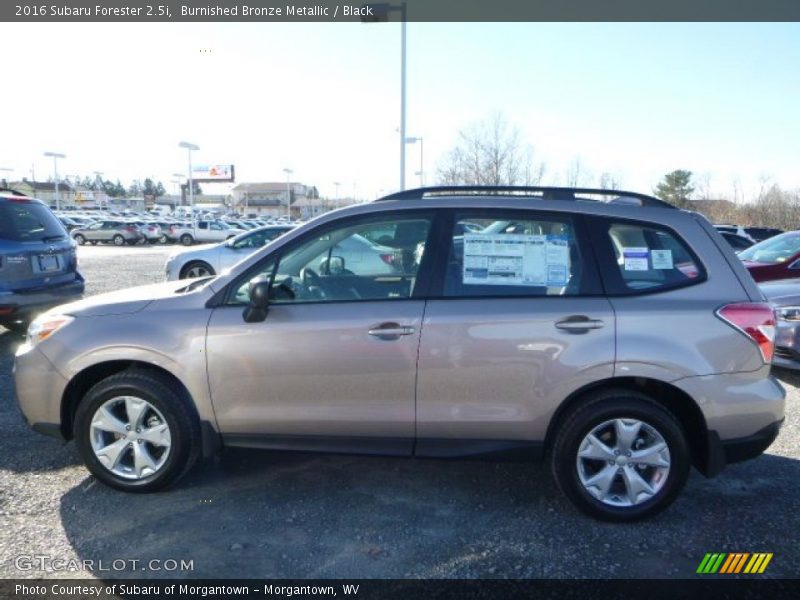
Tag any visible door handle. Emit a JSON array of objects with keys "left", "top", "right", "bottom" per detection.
[
  {"left": 368, "top": 322, "right": 416, "bottom": 339},
  {"left": 555, "top": 316, "right": 605, "bottom": 332}
]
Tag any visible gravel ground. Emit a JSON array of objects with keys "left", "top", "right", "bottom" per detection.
[{"left": 1, "top": 244, "right": 798, "bottom": 579}]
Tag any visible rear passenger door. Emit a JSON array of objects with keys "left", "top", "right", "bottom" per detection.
[{"left": 415, "top": 210, "right": 616, "bottom": 451}]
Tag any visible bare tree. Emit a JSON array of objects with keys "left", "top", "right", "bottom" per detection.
[
  {"left": 565, "top": 157, "right": 592, "bottom": 187},
  {"left": 597, "top": 172, "right": 623, "bottom": 190},
  {"left": 436, "top": 112, "right": 546, "bottom": 186}
]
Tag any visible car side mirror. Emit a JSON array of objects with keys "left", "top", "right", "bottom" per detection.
[{"left": 243, "top": 280, "right": 270, "bottom": 323}]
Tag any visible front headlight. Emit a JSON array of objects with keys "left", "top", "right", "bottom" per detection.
[
  {"left": 775, "top": 306, "right": 800, "bottom": 322},
  {"left": 26, "top": 314, "right": 74, "bottom": 347}
]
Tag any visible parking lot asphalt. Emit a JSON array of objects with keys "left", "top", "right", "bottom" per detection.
[{"left": 1, "top": 244, "right": 798, "bottom": 579}]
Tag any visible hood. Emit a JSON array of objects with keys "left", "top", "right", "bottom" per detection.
[
  {"left": 52, "top": 279, "right": 207, "bottom": 317},
  {"left": 759, "top": 279, "right": 800, "bottom": 305},
  {"left": 168, "top": 243, "right": 219, "bottom": 260}
]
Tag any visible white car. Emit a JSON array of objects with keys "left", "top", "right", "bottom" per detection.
[
  {"left": 166, "top": 225, "right": 295, "bottom": 280},
  {"left": 166, "top": 220, "right": 244, "bottom": 246}
]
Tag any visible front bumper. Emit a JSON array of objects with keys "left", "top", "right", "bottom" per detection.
[
  {"left": 772, "top": 319, "right": 800, "bottom": 369},
  {"left": 0, "top": 273, "right": 85, "bottom": 320},
  {"left": 13, "top": 343, "right": 70, "bottom": 439}
]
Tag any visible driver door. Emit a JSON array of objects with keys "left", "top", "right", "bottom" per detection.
[{"left": 206, "top": 212, "right": 435, "bottom": 454}]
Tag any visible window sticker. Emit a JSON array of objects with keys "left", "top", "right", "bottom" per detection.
[
  {"left": 463, "top": 233, "right": 571, "bottom": 286},
  {"left": 623, "top": 247, "right": 650, "bottom": 271},
  {"left": 651, "top": 249, "right": 674, "bottom": 270}
]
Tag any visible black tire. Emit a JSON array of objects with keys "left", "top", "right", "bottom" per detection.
[
  {"left": 158, "top": 234, "right": 168, "bottom": 245},
  {"left": 73, "top": 370, "right": 201, "bottom": 492},
  {"left": 0, "top": 318, "right": 29, "bottom": 335},
  {"left": 90, "top": 240, "right": 98, "bottom": 245},
  {"left": 74, "top": 234, "right": 86, "bottom": 245},
  {"left": 127, "top": 239, "right": 139, "bottom": 246},
  {"left": 550, "top": 389, "right": 690, "bottom": 522},
  {"left": 180, "top": 261, "right": 216, "bottom": 280},
  {"left": 180, "top": 234, "right": 193, "bottom": 246},
  {"left": 113, "top": 234, "right": 125, "bottom": 246}
]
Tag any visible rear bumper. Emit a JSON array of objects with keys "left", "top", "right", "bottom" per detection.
[
  {"left": 0, "top": 273, "right": 85, "bottom": 318},
  {"left": 703, "top": 419, "right": 784, "bottom": 477},
  {"left": 721, "top": 418, "right": 784, "bottom": 464}
]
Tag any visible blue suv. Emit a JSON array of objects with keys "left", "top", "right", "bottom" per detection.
[{"left": 0, "top": 189, "right": 84, "bottom": 333}]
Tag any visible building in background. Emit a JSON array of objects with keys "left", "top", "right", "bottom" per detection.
[{"left": 231, "top": 182, "right": 321, "bottom": 219}]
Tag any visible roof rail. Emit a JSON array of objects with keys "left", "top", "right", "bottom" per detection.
[
  {"left": 376, "top": 185, "right": 675, "bottom": 209},
  {"left": 0, "top": 187, "right": 30, "bottom": 197}
]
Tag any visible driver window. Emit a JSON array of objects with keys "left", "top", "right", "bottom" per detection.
[{"left": 230, "top": 216, "right": 432, "bottom": 304}]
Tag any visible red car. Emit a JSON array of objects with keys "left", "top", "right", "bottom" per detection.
[{"left": 738, "top": 231, "right": 800, "bottom": 282}]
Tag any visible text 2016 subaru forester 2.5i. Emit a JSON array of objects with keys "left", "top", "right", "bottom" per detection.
[{"left": 14, "top": 186, "right": 785, "bottom": 521}]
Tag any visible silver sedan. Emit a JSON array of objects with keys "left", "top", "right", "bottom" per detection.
[{"left": 165, "top": 225, "right": 294, "bottom": 280}]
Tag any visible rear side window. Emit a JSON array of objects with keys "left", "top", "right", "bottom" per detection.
[
  {"left": 0, "top": 201, "right": 66, "bottom": 241},
  {"left": 441, "top": 212, "right": 596, "bottom": 297},
  {"left": 598, "top": 220, "right": 704, "bottom": 294}
]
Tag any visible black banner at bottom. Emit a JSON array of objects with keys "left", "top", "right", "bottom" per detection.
[{"left": 2, "top": 579, "right": 800, "bottom": 600}]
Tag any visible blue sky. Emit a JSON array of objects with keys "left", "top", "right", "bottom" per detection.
[{"left": 1, "top": 22, "right": 799, "bottom": 200}]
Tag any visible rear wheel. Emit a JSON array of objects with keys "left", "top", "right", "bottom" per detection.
[
  {"left": 113, "top": 234, "right": 125, "bottom": 246},
  {"left": 180, "top": 261, "right": 215, "bottom": 279},
  {"left": 158, "top": 234, "right": 168, "bottom": 245},
  {"left": 180, "top": 234, "right": 194, "bottom": 246},
  {"left": 550, "top": 389, "right": 690, "bottom": 522},
  {"left": 127, "top": 239, "right": 138, "bottom": 246},
  {"left": 73, "top": 370, "right": 200, "bottom": 492},
  {"left": 90, "top": 240, "right": 98, "bottom": 245},
  {"left": 74, "top": 234, "right": 86, "bottom": 245}
]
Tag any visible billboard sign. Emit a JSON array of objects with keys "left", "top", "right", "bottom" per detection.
[{"left": 191, "top": 164, "right": 235, "bottom": 182}]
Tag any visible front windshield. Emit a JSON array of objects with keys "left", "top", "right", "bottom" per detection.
[{"left": 738, "top": 232, "right": 800, "bottom": 264}]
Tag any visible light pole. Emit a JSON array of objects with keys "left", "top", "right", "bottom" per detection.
[
  {"left": 333, "top": 181, "right": 341, "bottom": 209},
  {"left": 44, "top": 152, "right": 65, "bottom": 210},
  {"left": 283, "top": 168, "right": 293, "bottom": 219},
  {"left": 405, "top": 136, "right": 423, "bottom": 187},
  {"left": 362, "top": 2, "right": 407, "bottom": 191},
  {"left": 171, "top": 172, "right": 185, "bottom": 207},
  {"left": 178, "top": 142, "right": 199, "bottom": 224},
  {"left": 0, "top": 167, "right": 12, "bottom": 188}
]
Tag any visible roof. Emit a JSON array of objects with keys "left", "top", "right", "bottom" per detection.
[{"left": 14, "top": 180, "right": 74, "bottom": 192}]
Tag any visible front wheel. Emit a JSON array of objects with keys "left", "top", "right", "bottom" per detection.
[
  {"left": 0, "top": 318, "right": 29, "bottom": 335},
  {"left": 550, "top": 390, "right": 690, "bottom": 522},
  {"left": 73, "top": 370, "right": 200, "bottom": 492},
  {"left": 180, "top": 261, "right": 215, "bottom": 279}
]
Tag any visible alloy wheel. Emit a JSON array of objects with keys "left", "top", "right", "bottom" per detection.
[
  {"left": 576, "top": 418, "right": 671, "bottom": 507},
  {"left": 89, "top": 396, "right": 172, "bottom": 480}
]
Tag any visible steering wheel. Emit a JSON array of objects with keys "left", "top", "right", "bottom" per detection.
[{"left": 300, "top": 267, "right": 321, "bottom": 287}]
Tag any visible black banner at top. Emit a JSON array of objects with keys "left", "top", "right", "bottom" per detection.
[{"left": 3, "top": 0, "right": 800, "bottom": 22}]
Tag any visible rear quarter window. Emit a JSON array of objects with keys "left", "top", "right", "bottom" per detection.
[
  {"left": 0, "top": 201, "right": 66, "bottom": 241},
  {"left": 593, "top": 218, "right": 705, "bottom": 295}
]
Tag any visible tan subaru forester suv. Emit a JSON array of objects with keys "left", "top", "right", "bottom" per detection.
[{"left": 14, "top": 186, "right": 785, "bottom": 521}]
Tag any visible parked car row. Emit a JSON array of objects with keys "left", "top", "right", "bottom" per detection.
[
  {"left": 54, "top": 208, "right": 294, "bottom": 246},
  {"left": 12, "top": 185, "right": 786, "bottom": 524}
]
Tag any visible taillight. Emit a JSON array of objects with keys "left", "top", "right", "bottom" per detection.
[
  {"left": 380, "top": 253, "right": 395, "bottom": 266},
  {"left": 716, "top": 302, "right": 776, "bottom": 363},
  {"left": 125, "top": 226, "right": 137, "bottom": 232}
]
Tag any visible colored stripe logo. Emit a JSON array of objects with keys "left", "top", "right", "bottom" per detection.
[{"left": 697, "top": 553, "right": 772, "bottom": 574}]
